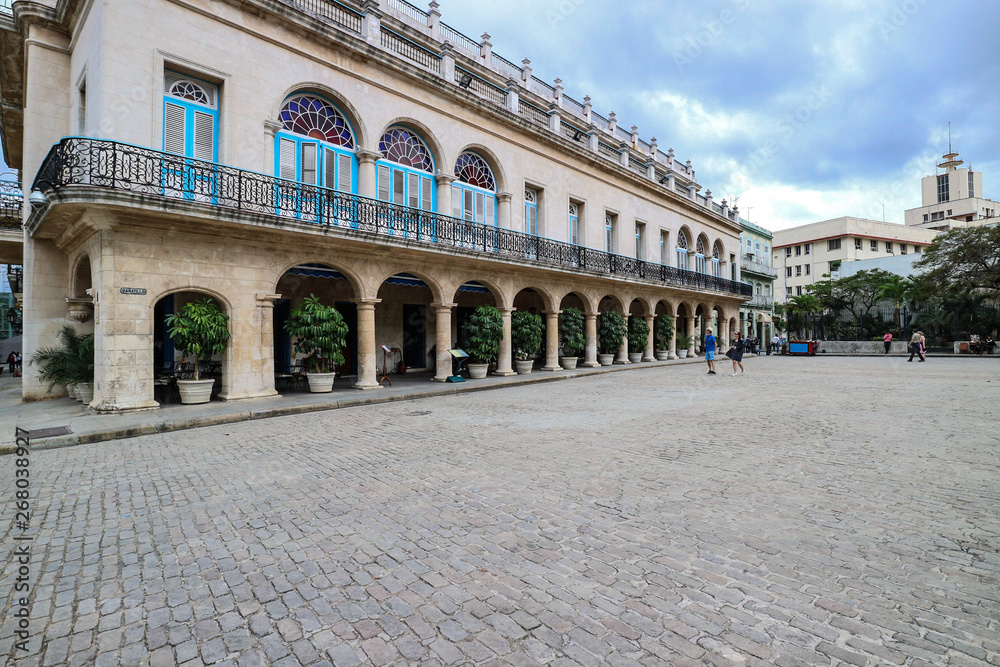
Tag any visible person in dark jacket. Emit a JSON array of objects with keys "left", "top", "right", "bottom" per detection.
[{"left": 730, "top": 332, "right": 746, "bottom": 376}]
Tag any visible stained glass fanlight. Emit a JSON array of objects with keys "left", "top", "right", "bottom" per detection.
[
  {"left": 454, "top": 152, "right": 496, "bottom": 191},
  {"left": 713, "top": 242, "right": 721, "bottom": 259},
  {"left": 676, "top": 231, "right": 688, "bottom": 250},
  {"left": 696, "top": 237, "right": 706, "bottom": 255},
  {"left": 168, "top": 80, "right": 210, "bottom": 105},
  {"left": 279, "top": 95, "right": 354, "bottom": 148},
  {"left": 379, "top": 128, "right": 433, "bottom": 172}
]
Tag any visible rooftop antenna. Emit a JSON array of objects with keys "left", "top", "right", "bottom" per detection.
[{"left": 939, "top": 122, "right": 963, "bottom": 172}]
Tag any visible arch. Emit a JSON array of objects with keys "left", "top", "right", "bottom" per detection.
[
  {"left": 447, "top": 275, "right": 507, "bottom": 309},
  {"left": 71, "top": 254, "right": 93, "bottom": 298},
  {"left": 712, "top": 240, "right": 724, "bottom": 260},
  {"left": 676, "top": 226, "right": 692, "bottom": 249},
  {"left": 557, "top": 289, "right": 597, "bottom": 315},
  {"left": 454, "top": 144, "right": 507, "bottom": 192},
  {"left": 511, "top": 283, "right": 557, "bottom": 312},
  {"left": 695, "top": 233, "right": 709, "bottom": 256},
  {"left": 279, "top": 94, "right": 355, "bottom": 148},
  {"left": 151, "top": 285, "right": 233, "bottom": 313},
  {"left": 374, "top": 267, "right": 446, "bottom": 305},
  {"left": 597, "top": 293, "right": 626, "bottom": 314},
  {"left": 654, "top": 298, "right": 676, "bottom": 317},
  {"left": 272, "top": 83, "right": 367, "bottom": 149},
  {"left": 376, "top": 118, "right": 445, "bottom": 172},
  {"left": 272, "top": 260, "right": 367, "bottom": 299}
]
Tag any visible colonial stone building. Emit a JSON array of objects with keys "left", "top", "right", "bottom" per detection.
[{"left": 0, "top": 0, "right": 749, "bottom": 411}]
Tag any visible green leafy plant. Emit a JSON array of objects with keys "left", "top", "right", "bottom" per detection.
[
  {"left": 598, "top": 311, "right": 627, "bottom": 355},
  {"left": 675, "top": 333, "right": 692, "bottom": 351},
  {"left": 462, "top": 305, "right": 503, "bottom": 364},
  {"left": 284, "top": 294, "right": 348, "bottom": 374},
  {"left": 30, "top": 325, "right": 94, "bottom": 390},
  {"left": 559, "top": 307, "right": 586, "bottom": 357},
  {"left": 165, "top": 297, "right": 231, "bottom": 381},
  {"left": 628, "top": 317, "right": 650, "bottom": 353},
  {"left": 511, "top": 311, "right": 543, "bottom": 361},
  {"left": 655, "top": 315, "right": 675, "bottom": 350}
]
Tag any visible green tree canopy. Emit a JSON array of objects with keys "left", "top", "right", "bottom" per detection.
[{"left": 915, "top": 225, "right": 1000, "bottom": 296}]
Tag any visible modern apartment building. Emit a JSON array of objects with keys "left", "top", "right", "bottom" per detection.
[
  {"left": 0, "top": 0, "right": 750, "bottom": 409},
  {"left": 772, "top": 217, "right": 938, "bottom": 304},
  {"left": 905, "top": 150, "right": 999, "bottom": 231}
]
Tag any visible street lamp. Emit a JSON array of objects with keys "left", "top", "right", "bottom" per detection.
[{"left": 5, "top": 305, "right": 20, "bottom": 334}]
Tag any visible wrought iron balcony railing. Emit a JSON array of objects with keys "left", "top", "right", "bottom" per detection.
[
  {"left": 5, "top": 265, "right": 22, "bottom": 294},
  {"left": 740, "top": 256, "right": 778, "bottom": 277},
  {"left": 0, "top": 180, "right": 22, "bottom": 230},
  {"left": 32, "top": 138, "right": 753, "bottom": 297},
  {"left": 744, "top": 295, "right": 774, "bottom": 308}
]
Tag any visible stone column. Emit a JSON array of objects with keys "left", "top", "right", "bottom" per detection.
[
  {"left": 643, "top": 315, "right": 655, "bottom": 362},
  {"left": 234, "top": 293, "right": 281, "bottom": 400},
  {"left": 582, "top": 312, "right": 599, "bottom": 367},
  {"left": 669, "top": 321, "right": 677, "bottom": 359},
  {"left": 353, "top": 298, "right": 381, "bottom": 390},
  {"left": 495, "top": 307, "right": 515, "bottom": 376},
  {"left": 357, "top": 149, "right": 380, "bottom": 200},
  {"left": 615, "top": 331, "right": 629, "bottom": 364},
  {"left": 432, "top": 302, "right": 455, "bottom": 381},
  {"left": 542, "top": 310, "right": 561, "bottom": 371},
  {"left": 435, "top": 173, "right": 455, "bottom": 216},
  {"left": 497, "top": 192, "right": 513, "bottom": 229},
  {"left": 686, "top": 315, "right": 696, "bottom": 356}
]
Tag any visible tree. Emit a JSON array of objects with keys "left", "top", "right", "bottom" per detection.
[
  {"left": 878, "top": 274, "right": 915, "bottom": 329},
  {"left": 807, "top": 269, "right": 897, "bottom": 323},
  {"left": 915, "top": 225, "right": 1000, "bottom": 297},
  {"left": 785, "top": 294, "right": 820, "bottom": 337}
]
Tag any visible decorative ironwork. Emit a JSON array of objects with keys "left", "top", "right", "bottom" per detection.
[
  {"left": 31, "top": 138, "right": 752, "bottom": 298},
  {"left": 380, "top": 28, "right": 441, "bottom": 74},
  {"left": 279, "top": 95, "right": 354, "bottom": 147},
  {"left": 454, "top": 68, "right": 507, "bottom": 107},
  {"left": 519, "top": 100, "right": 549, "bottom": 128},
  {"left": 0, "top": 181, "right": 22, "bottom": 229},
  {"left": 386, "top": 0, "right": 427, "bottom": 24},
  {"left": 284, "top": 0, "right": 363, "bottom": 34}
]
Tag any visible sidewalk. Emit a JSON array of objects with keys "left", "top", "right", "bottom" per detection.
[{"left": 2, "top": 357, "right": 707, "bottom": 453}]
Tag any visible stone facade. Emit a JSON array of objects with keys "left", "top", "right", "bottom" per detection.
[{"left": 2, "top": 0, "right": 749, "bottom": 410}]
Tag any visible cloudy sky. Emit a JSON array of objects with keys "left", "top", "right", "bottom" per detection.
[{"left": 438, "top": 0, "right": 1000, "bottom": 230}]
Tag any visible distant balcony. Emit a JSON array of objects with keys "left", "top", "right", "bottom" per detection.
[
  {"left": 4, "top": 264, "right": 22, "bottom": 294},
  {"left": 744, "top": 295, "right": 773, "bottom": 309},
  {"left": 32, "top": 138, "right": 753, "bottom": 298},
  {"left": 0, "top": 180, "right": 22, "bottom": 230},
  {"left": 741, "top": 256, "right": 778, "bottom": 277}
]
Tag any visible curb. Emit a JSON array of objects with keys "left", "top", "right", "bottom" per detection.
[{"left": 8, "top": 357, "right": 705, "bottom": 453}]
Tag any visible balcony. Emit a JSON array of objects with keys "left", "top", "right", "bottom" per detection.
[
  {"left": 744, "top": 295, "right": 773, "bottom": 309},
  {"left": 0, "top": 180, "right": 21, "bottom": 229},
  {"left": 4, "top": 264, "right": 21, "bottom": 293},
  {"left": 31, "top": 138, "right": 753, "bottom": 298},
  {"left": 741, "top": 256, "right": 778, "bottom": 278}
]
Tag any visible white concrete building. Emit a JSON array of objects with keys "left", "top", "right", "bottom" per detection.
[
  {"left": 905, "top": 150, "right": 999, "bottom": 231},
  {"left": 772, "top": 217, "right": 938, "bottom": 303}
]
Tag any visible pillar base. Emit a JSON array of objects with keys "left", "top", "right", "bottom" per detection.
[
  {"left": 668, "top": 353, "right": 678, "bottom": 360},
  {"left": 541, "top": 365, "right": 562, "bottom": 372},
  {"left": 432, "top": 376, "right": 450, "bottom": 382},
  {"left": 613, "top": 360, "right": 631, "bottom": 365},
  {"left": 91, "top": 399, "right": 161, "bottom": 413},
  {"left": 219, "top": 390, "right": 280, "bottom": 402},
  {"left": 582, "top": 361, "right": 601, "bottom": 368},
  {"left": 641, "top": 356, "right": 655, "bottom": 362},
  {"left": 353, "top": 382, "right": 384, "bottom": 390},
  {"left": 493, "top": 371, "right": 517, "bottom": 377}
]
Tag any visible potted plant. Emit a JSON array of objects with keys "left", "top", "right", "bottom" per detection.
[
  {"left": 30, "top": 325, "right": 93, "bottom": 402},
  {"left": 71, "top": 334, "right": 95, "bottom": 404},
  {"left": 597, "top": 311, "right": 627, "bottom": 366},
  {"left": 165, "top": 297, "right": 231, "bottom": 404},
  {"left": 627, "top": 317, "right": 649, "bottom": 363},
  {"left": 284, "top": 294, "right": 348, "bottom": 393},
  {"left": 655, "top": 316, "right": 675, "bottom": 360},
  {"left": 559, "top": 307, "right": 585, "bottom": 369},
  {"left": 511, "top": 310, "right": 543, "bottom": 374},
  {"left": 675, "top": 333, "right": 691, "bottom": 358},
  {"left": 463, "top": 305, "right": 503, "bottom": 378}
]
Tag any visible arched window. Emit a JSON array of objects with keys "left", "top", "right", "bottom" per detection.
[
  {"left": 676, "top": 230, "right": 689, "bottom": 270},
  {"left": 524, "top": 188, "right": 538, "bottom": 236},
  {"left": 377, "top": 127, "right": 434, "bottom": 214},
  {"left": 695, "top": 237, "right": 707, "bottom": 274},
  {"left": 163, "top": 72, "right": 217, "bottom": 161},
  {"left": 568, "top": 202, "right": 579, "bottom": 245},
  {"left": 712, "top": 242, "right": 722, "bottom": 277},
  {"left": 452, "top": 152, "right": 496, "bottom": 226},
  {"left": 275, "top": 94, "right": 356, "bottom": 194}
]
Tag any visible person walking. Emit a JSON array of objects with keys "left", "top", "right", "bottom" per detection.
[
  {"left": 730, "top": 331, "right": 746, "bottom": 375},
  {"left": 908, "top": 330, "right": 925, "bottom": 362},
  {"left": 770, "top": 334, "right": 779, "bottom": 356},
  {"left": 883, "top": 331, "right": 893, "bottom": 354},
  {"left": 704, "top": 328, "right": 717, "bottom": 375},
  {"left": 6, "top": 351, "right": 14, "bottom": 374}
]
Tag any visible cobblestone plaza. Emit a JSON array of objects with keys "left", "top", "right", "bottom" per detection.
[{"left": 3, "top": 357, "right": 999, "bottom": 666}]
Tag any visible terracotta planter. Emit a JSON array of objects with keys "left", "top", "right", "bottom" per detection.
[
  {"left": 598, "top": 354, "right": 614, "bottom": 366},
  {"left": 677, "top": 350, "right": 689, "bottom": 359},
  {"left": 655, "top": 351, "right": 670, "bottom": 361},
  {"left": 177, "top": 379, "right": 214, "bottom": 404},
  {"left": 468, "top": 363, "right": 489, "bottom": 379},
  {"left": 514, "top": 359, "right": 534, "bottom": 374},
  {"left": 559, "top": 356, "right": 578, "bottom": 370},
  {"left": 306, "top": 372, "right": 336, "bottom": 393},
  {"left": 76, "top": 383, "right": 94, "bottom": 404},
  {"left": 628, "top": 352, "right": 643, "bottom": 364}
]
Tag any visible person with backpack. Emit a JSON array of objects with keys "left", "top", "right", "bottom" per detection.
[{"left": 908, "top": 330, "right": 925, "bottom": 362}]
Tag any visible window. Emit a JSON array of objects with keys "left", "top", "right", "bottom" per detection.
[
  {"left": 730, "top": 254, "right": 737, "bottom": 280},
  {"left": 828, "top": 238, "right": 841, "bottom": 251},
  {"left": 755, "top": 241, "right": 761, "bottom": 258},
  {"left": 804, "top": 243, "right": 811, "bottom": 255},
  {"left": 829, "top": 260, "right": 841, "bottom": 272},
  {"left": 937, "top": 174, "right": 949, "bottom": 203},
  {"left": 795, "top": 266, "right": 802, "bottom": 276},
  {"left": 569, "top": 202, "right": 580, "bottom": 246},
  {"left": 854, "top": 238, "right": 862, "bottom": 250},
  {"left": 785, "top": 267, "right": 792, "bottom": 278},
  {"left": 785, "top": 247, "right": 792, "bottom": 257},
  {"left": 755, "top": 282, "right": 762, "bottom": 295},
  {"left": 795, "top": 245, "right": 802, "bottom": 256},
  {"left": 745, "top": 238, "right": 752, "bottom": 254},
  {"left": 786, "top": 286, "right": 792, "bottom": 296},
  {"left": 900, "top": 244, "right": 907, "bottom": 255},
  {"left": 676, "top": 230, "right": 689, "bottom": 270},
  {"left": 78, "top": 80, "right": 87, "bottom": 134},
  {"left": 164, "top": 72, "right": 218, "bottom": 161},
  {"left": 524, "top": 188, "right": 538, "bottom": 235},
  {"left": 711, "top": 242, "right": 722, "bottom": 277},
  {"left": 886, "top": 242, "right": 892, "bottom": 253},
  {"left": 765, "top": 284, "right": 771, "bottom": 297},
  {"left": 914, "top": 245, "right": 921, "bottom": 254},
  {"left": 870, "top": 239, "right": 878, "bottom": 251},
  {"left": 634, "top": 222, "right": 644, "bottom": 260},
  {"left": 377, "top": 127, "right": 434, "bottom": 217},
  {"left": 276, "top": 94, "right": 356, "bottom": 195},
  {"left": 796, "top": 286, "right": 802, "bottom": 296},
  {"left": 923, "top": 214, "right": 928, "bottom": 222},
  {"left": 695, "top": 237, "right": 707, "bottom": 274},
  {"left": 605, "top": 214, "right": 615, "bottom": 253},
  {"left": 946, "top": 209, "right": 952, "bottom": 216},
  {"left": 969, "top": 172, "right": 975, "bottom": 198},
  {"left": 763, "top": 245, "right": 769, "bottom": 265},
  {"left": 660, "top": 231, "right": 668, "bottom": 264},
  {"left": 453, "top": 152, "right": 497, "bottom": 227},
  {"left": 805, "top": 265, "right": 811, "bottom": 276}
]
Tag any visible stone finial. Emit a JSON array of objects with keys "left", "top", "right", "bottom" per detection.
[
  {"left": 631, "top": 125, "right": 638, "bottom": 134},
  {"left": 583, "top": 95, "right": 591, "bottom": 104},
  {"left": 428, "top": 0, "right": 439, "bottom": 10},
  {"left": 608, "top": 111, "right": 616, "bottom": 121},
  {"left": 668, "top": 147, "right": 674, "bottom": 157},
  {"left": 706, "top": 190, "right": 712, "bottom": 197},
  {"left": 521, "top": 58, "right": 532, "bottom": 82}
]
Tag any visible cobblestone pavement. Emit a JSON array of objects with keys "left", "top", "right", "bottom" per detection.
[{"left": 3, "top": 356, "right": 999, "bottom": 666}]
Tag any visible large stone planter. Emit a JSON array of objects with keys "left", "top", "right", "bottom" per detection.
[
  {"left": 468, "top": 363, "right": 489, "bottom": 379},
  {"left": 559, "top": 356, "right": 578, "bottom": 370},
  {"left": 655, "top": 351, "right": 670, "bottom": 361},
  {"left": 177, "top": 379, "right": 213, "bottom": 404},
  {"left": 677, "top": 350, "right": 689, "bottom": 359},
  {"left": 76, "top": 383, "right": 94, "bottom": 404},
  {"left": 598, "top": 354, "right": 614, "bottom": 366},
  {"left": 67, "top": 384, "right": 78, "bottom": 400},
  {"left": 306, "top": 372, "right": 336, "bottom": 393},
  {"left": 514, "top": 359, "right": 534, "bottom": 374},
  {"left": 628, "top": 352, "right": 643, "bottom": 364}
]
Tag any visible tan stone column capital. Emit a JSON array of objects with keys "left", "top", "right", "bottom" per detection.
[
  {"left": 434, "top": 172, "right": 457, "bottom": 186},
  {"left": 263, "top": 120, "right": 282, "bottom": 137},
  {"left": 356, "top": 149, "right": 380, "bottom": 165},
  {"left": 351, "top": 297, "right": 382, "bottom": 308},
  {"left": 256, "top": 293, "right": 282, "bottom": 307},
  {"left": 430, "top": 302, "right": 457, "bottom": 311},
  {"left": 496, "top": 191, "right": 514, "bottom": 203},
  {"left": 542, "top": 309, "right": 562, "bottom": 316},
  {"left": 498, "top": 306, "right": 515, "bottom": 314}
]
